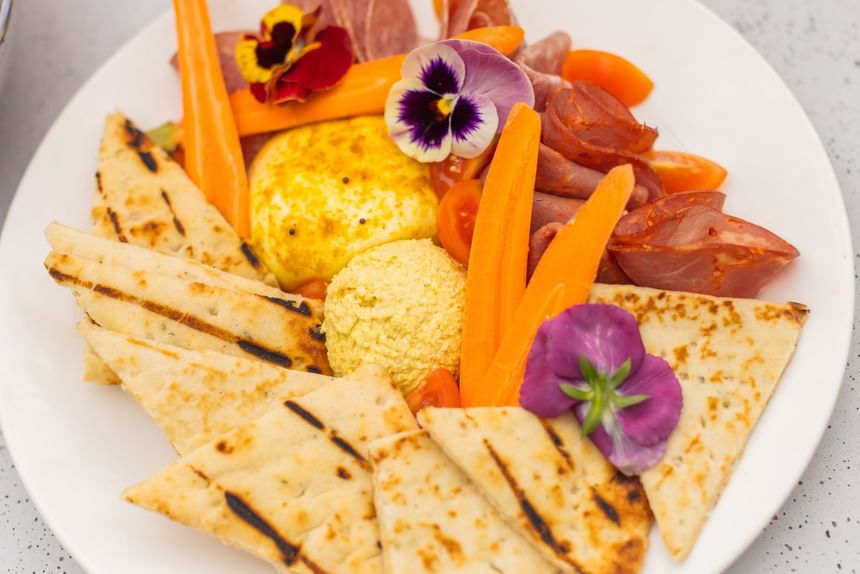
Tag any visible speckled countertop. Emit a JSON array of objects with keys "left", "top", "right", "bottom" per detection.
[{"left": 1, "top": 0, "right": 859, "bottom": 572}]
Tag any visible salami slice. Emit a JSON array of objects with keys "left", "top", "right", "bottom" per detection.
[{"left": 609, "top": 193, "right": 800, "bottom": 297}]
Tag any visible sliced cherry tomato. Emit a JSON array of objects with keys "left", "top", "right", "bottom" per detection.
[
  {"left": 437, "top": 179, "right": 482, "bottom": 265},
  {"left": 406, "top": 368, "right": 461, "bottom": 413},
  {"left": 428, "top": 138, "right": 497, "bottom": 199},
  {"left": 562, "top": 50, "right": 654, "bottom": 107},
  {"left": 645, "top": 150, "right": 728, "bottom": 194},
  {"left": 294, "top": 278, "right": 328, "bottom": 300}
]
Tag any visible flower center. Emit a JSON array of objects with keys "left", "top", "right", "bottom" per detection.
[
  {"left": 436, "top": 96, "right": 456, "bottom": 118},
  {"left": 559, "top": 356, "right": 649, "bottom": 437}
]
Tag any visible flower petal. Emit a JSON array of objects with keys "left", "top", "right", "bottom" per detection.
[
  {"left": 575, "top": 403, "right": 669, "bottom": 475},
  {"left": 385, "top": 80, "right": 453, "bottom": 162},
  {"left": 443, "top": 39, "right": 535, "bottom": 126},
  {"left": 450, "top": 93, "right": 498, "bottom": 158},
  {"left": 402, "top": 42, "right": 465, "bottom": 95},
  {"left": 521, "top": 325, "right": 577, "bottom": 418},
  {"left": 236, "top": 36, "right": 275, "bottom": 84},
  {"left": 268, "top": 26, "right": 354, "bottom": 104},
  {"left": 616, "top": 354, "right": 683, "bottom": 447},
  {"left": 261, "top": 4, "right": 305, "bottom": 39},
  {"left": 543, "top": 304, "right": 645, "bottom": 379}
]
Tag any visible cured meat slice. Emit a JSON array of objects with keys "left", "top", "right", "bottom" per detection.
[
  {"left": 514, "top": 32, "right": 572, "bottom": 111},
  {"left": 543, "top": 82, "right": 663, "bottom": 200},
  {"left": 329, "top": 0, "right": 372, "bottom": 61},
  {"left": 446, "top": 0, "right": 516, "bottom": 36},
  {"left": 364, "top": 0, "right": 419, "bottom": 61},
  {"left": 536, "top": 144, "right": 649, "bottom": 207},
  {"left": 531, "top": 191, "right": 583, "bottom": 233},
  {"left": 609, "top": 192, "right": 800, "bottom": 297}
]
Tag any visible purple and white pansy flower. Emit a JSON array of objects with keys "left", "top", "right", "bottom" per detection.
[
  {"left": 520, "top": 304, "right": 683, "bottom": 475},
  {"left": 385, "top": 39, "right": 534, "bottom": 162}
]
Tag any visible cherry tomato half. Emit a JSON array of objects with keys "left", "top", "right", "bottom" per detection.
[
  {"left": 406, "top": 368, "right": 461, "bottom": 413},
  {"left": 294, "top": 278, "right": 328, "bottom": 300},
  {"left": 437, "top": 179, "right": 482, "bottom": 265},
  {"left": 428, "top": 138, "right": 498, "bottom": 199},
  {"left": 644, "top": 150, "right": 728, "bottom": 194},
  {"left": 562, "top": 50, "right": 654, "bottom": 107}
]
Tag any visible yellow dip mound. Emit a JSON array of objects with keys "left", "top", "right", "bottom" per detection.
[
  {"left": 323, "top": 239, "right": 466, "bottom": 396},
  {"left": 249, "top": 116, "right": 438, "bottom": 290}
]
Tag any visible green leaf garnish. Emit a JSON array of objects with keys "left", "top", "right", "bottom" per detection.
[
  {"left": 608, "top": 358, "right": 632, "bottom": 390},
  {"left": 560, "top": 383, "right": 593, "bottom": 402},
  {"left": 579, "top": 355, "right": 600, "bottom": 381},
  {"left": 580, "top": 384, "right": 604, "bottom": 436},
  {"left": 611, "top": 393, "right": 650, "bottom": 409}
]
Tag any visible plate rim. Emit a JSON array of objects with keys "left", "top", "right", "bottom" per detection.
[{"left": 0, "top": 1, "right": 854, "bottom": 573}]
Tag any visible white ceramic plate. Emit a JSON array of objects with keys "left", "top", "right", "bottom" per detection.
[{"left": 0, "top": 1, "right": 853, "bottom": 572}]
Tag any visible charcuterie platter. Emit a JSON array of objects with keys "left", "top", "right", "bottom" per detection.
[{"left": 0, "top": 1, "right": 852, "bottom": 573}]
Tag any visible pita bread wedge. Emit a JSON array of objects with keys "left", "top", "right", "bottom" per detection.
[
  {"left": 92, "top": 113, "right": 274, "bottom": 284},
  {"left": 80, "top": 322, "right": 333, "bottom": 455},
  {"left": 368, "top": 430, "right": 556, "bottom": 574},
  {"left": 124, "top": 365, "right": 416, "bottom": 574},
  {"left": 86, "top": 113, "right": 276, "bottom": 383},
  {"left": 47, "top": 223, "right": 287, "bottom": 300},
  {"left": 45, "top": 246, "right": 331, "bottom": 375},
  {"left": 418, "top": 407, "right": 652, "bottom": 574},
  {"left": 588, "top": 283, "right": 809, "bottom": 561}
]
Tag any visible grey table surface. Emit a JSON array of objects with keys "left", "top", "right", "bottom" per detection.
[{"left": 1, "top": 0, "right": 859, "bottom": 572}]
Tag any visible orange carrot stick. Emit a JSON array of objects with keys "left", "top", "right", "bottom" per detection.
[
  {"left": 174, "top": 0, "right": 250, "bottom": 237},
  {"left": 231, "top": 26, "right": 525, "bottom": 137},
  {"left": 476, "top": 164, "right": 635, "bottom": 407},
  {"left": 459, "top": 104, "right": 541, "bottom": 407}
]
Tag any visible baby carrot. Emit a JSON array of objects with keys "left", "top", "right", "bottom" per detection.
[
  {"left": 459, "top": 104, "right": 541, "bottom": 407},
  {"left": 174, "top": 0, "right": 250, "bottom": 236},
  {"left": 479, "top": 164, "right": 636, "bottom": 407}
]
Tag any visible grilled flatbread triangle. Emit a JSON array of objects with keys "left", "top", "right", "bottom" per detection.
[
  {"left": 368, "top": 430, "right": 557, "bottom": 573},
  {"left": 45, "top": 238, "right": 331, "bottom": 375},
  {"left": 91, "top": 113, "right": 273, "bottom": 284},
  {"left": 86, "top": 113, "right": 276, "bottom": 384},
  {"left": 588, "top": 283, "right": 809, "bottom": 561},
  {"left": 47, "top": 222, "right": 286, "bottom": 299},
  {"left": 80, "top": 322, "right": 333, "bottom": 455},
  {"left": 124, "top": 365, "right": 416, "bottom": 574},
  {"left": 418, "top": 407, "right": 652, "bottom": 574}
]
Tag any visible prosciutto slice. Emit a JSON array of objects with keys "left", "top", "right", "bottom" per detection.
[
  {"left": 514, "top": 32, "right": 572, "bottom": 111},
  {"left": 542, "top": 82, "right": 664, "bottom": 201},
  {"left": 536, "top": 144, "right": 649, "bottom": 208},
  {"left": 307, "top": 0, "right": 418, "bottom": 62},
  {"left": 609, "top": 192, "right": 800, "bottom": 297},
  {"left": 364, "top": 0, "right": 419, "bottom": 60}
]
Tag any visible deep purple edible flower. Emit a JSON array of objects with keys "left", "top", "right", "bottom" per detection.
[
  {"left": 520, "top": 304, "right": 683, "bottom": 475},
  {"left": 385, "top": 40, "right": 534, "bottom": 162}
]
